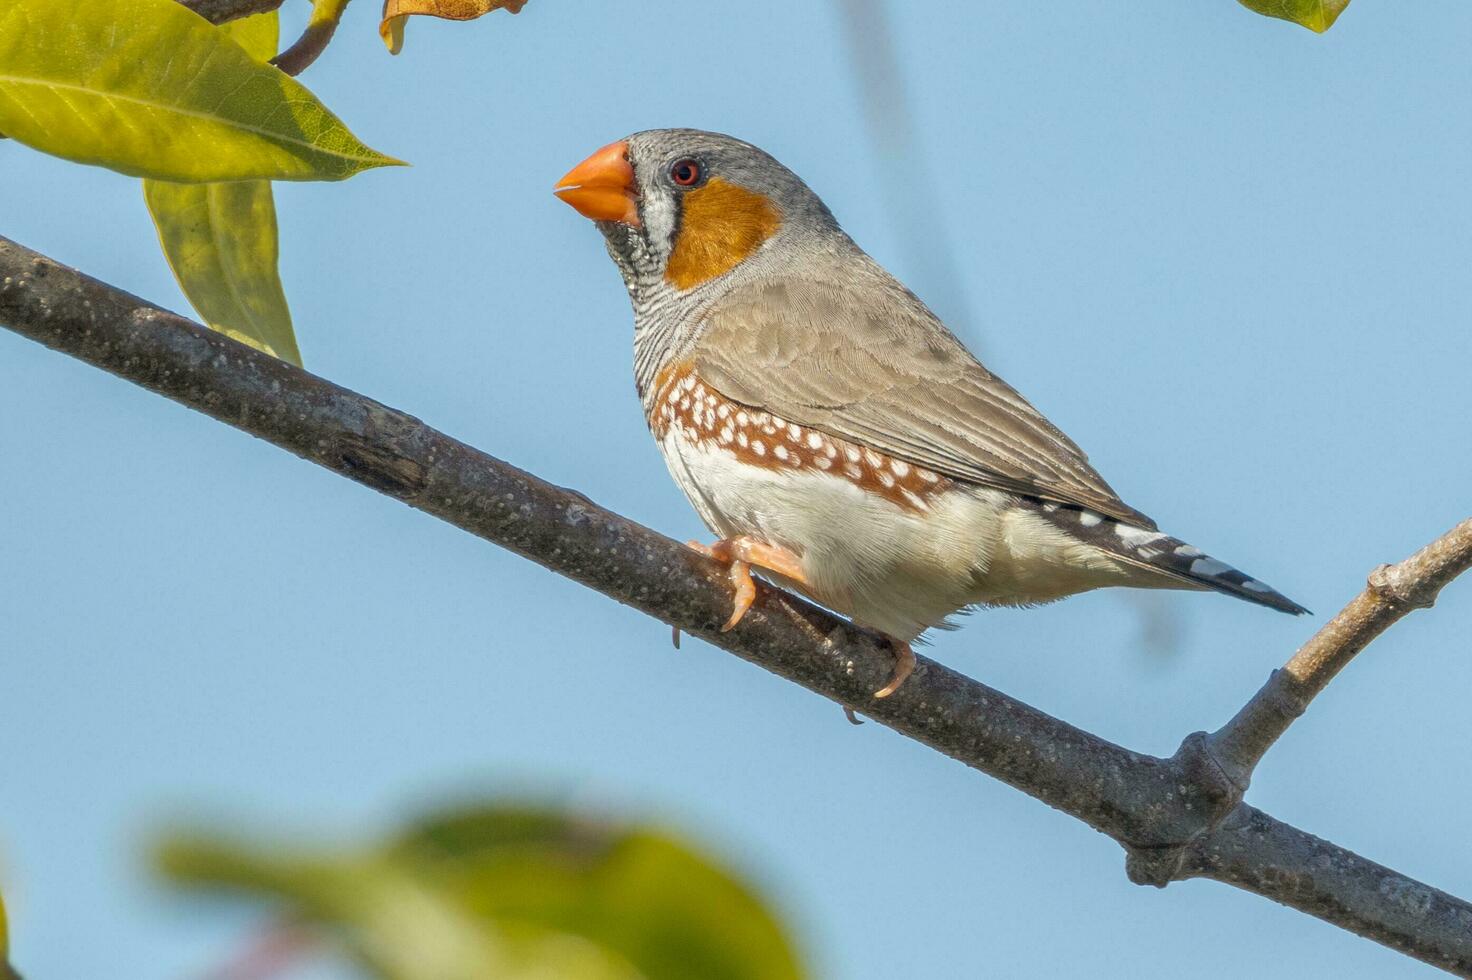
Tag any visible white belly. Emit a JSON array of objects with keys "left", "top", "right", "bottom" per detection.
[{"left": 658, "top": 426, "right": 1138, "bottom": 640}]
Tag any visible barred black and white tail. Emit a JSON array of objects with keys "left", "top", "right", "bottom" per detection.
[{"left": 1033, "top": 501, "right": 1310, "bottom": 616}]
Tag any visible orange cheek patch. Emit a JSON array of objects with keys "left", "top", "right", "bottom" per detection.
[{"left": 665, "top": 178, "right": 783, "bottom": 290}]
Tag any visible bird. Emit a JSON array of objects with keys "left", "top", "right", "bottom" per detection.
[{"left": 553, "top": 129, "right": 1307, "bottom": 701}]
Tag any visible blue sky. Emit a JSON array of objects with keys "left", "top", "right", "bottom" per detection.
[{"left": 3, "top": 0, "right": 1471, "bottom": 976}]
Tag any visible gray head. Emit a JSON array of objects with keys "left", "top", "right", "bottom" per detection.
[{"left": 554, "top": 128, "right": 843, "bottom": 297}]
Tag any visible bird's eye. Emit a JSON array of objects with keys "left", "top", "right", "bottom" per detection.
[{"left": 669, "top": 158, "right": 702, "bottom": 187}]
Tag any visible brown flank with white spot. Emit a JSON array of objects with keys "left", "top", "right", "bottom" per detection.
[{"left": 649, "top": 364, "right": 952, "bottom": 513}]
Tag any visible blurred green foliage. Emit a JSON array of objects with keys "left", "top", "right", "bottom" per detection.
[
  {"left": 0, "top": 886, "right": 17, "bottom": 980},
  {"left": 158, "top": 802, "right": 806, "bottom": 980}
]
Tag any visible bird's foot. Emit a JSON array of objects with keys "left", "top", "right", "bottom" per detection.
[
  {"left": 686, "top": 536, "right": 806, "bottom": 632},
  {"left": 685, "top": 538, "right": 911, "bottom": 701},
  {"left": 840, "top": 640, "right": 913, "bottom": 724},
  {"left": 873, "top": 637, "right": 915, "bottom": 699}
]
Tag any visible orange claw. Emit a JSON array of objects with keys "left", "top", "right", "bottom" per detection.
[
  {"left": 722, "top": 560, "right": 756, "bottom": 631},
  {"left": 687, "top": 536, "right": 806, "bottom": 633},
  {"left": 686, "top": 536, "right": 912, "bottom": 707},
  {"left": 873, "top": 639, "right": 915, "bottom": 699}
]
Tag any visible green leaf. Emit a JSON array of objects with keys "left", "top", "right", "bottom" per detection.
[
  {"left": 0, "top": 0, "right": 402, "bottom": 182},
  {"left": 216, "top": 4, "right": 282, "bottom": 62},
  {"left": 158, "top": 838, "right": 637, "bottom": 980},
  {"left": 1236, "top": 0, "right": 1350, "bottom": 32},
  {"left": 311, "top": 0, "right": 357, "bottom": 30},
  {"left": 144, "top": 169, "right": 301, "bottom": 363},
  {"left": 397, "top": 807, "right": 805, "bottom": 980},
  {"left": 144, "top": 12, "right": 302, "bottom": 365},
  {"left": 157, "top": 802, "right": 807, "bottom": 980},
  {"left": 0, "top": 885, "right": 16, "bottom": 980}
]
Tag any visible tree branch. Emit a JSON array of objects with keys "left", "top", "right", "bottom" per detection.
[
  {"left": 1205, "top": 519, "right": 1472, "bottom": 790},
  {"left": 3, "top": 235, "right": 1470, "bottom": 975},
  {"left": 1183, "top": 805, "right": 1472, "bottom": 969}
]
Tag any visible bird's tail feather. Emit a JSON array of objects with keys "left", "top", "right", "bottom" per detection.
[{"left": 1032, "top": 501, "right": 1310, "bottom": 616}]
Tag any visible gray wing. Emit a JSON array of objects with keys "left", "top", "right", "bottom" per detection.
[{"left": 689, "top": 274, "right": 1157, "bottom": 529}]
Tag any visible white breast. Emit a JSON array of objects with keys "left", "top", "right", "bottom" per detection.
[{"left": 660, "top": 425, "right": 984, "bottom": 639}]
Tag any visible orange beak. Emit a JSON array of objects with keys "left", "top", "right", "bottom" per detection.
[{"left": 553, "top": 140, "right": 640, "bottom": 227}]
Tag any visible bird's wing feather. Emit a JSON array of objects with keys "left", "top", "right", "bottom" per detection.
[{"left": 689, "top": 273, "right": 1157, "bottom": 528}]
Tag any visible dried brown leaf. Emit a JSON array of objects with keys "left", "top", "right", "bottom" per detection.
[{"left": 379, "top": 0, "right": 526, "bottom": 54}]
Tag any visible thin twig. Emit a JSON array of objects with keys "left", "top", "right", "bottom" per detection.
[
  {"left": 272, "top": 0, "right": 353, "bottom": 76},
  {"left": 1206, "top": 519, "right": 1472, "bottom": 789},
  {"left": 2, "top": 235, "right": 1471, "bottom": 975}
]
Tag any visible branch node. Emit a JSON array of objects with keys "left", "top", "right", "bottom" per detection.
[
  {"left": 1173, "top": 730, "right": 1244, "bottom": 813},
  {"left": 1260, "top": 668, "right": 1309, "bottom": 721},
  {"left": 1124, "top": 732, "right": 1248, "bottom": 888},
  {"left": 1367, "top": 562, "right": 1437, "bottom": 610},
  {"left": 1124, "top": 844, "right": 1188, "bottom": 888},
  {"left": 1201, "top": 667, "right": 1309, "bottom": 793}
]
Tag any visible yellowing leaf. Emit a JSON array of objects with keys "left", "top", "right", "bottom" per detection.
[
  {"left": 380, "top": 0, "right": 527, "bottom": 55},
  {"left": 144, "top": 180, "right": 302, "bottom": 364},
  {"left": 220, "top": 5, "right": 282, "bottom": 61},
  {"left": 309, "top": 0, "right": 357, "bottom": 32},
  {"left": 0, "top": 0, "right": 402, "bottom": 181},
  {"left": 1236, "top": 0, "right": 1350, "bottom": 32},
  {"left": 144, "top": 12, "right": 301, "bottom": 365}
]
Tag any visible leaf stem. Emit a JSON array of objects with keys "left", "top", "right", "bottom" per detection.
[{"left": 272, "top": 0, "right": 353, "bottom": 76}]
